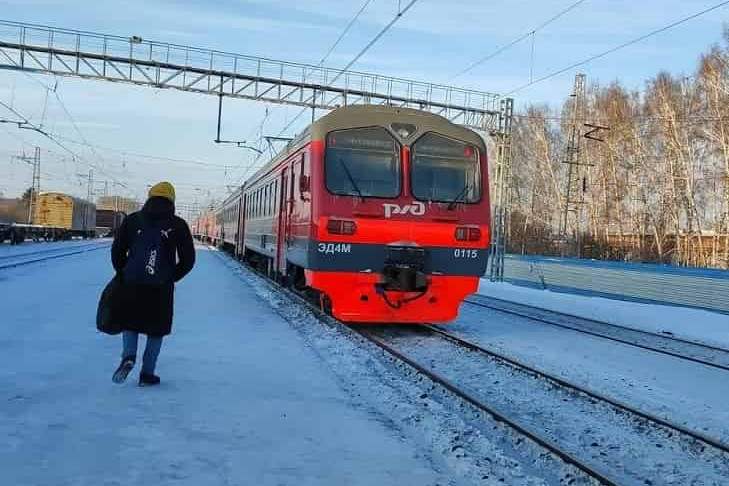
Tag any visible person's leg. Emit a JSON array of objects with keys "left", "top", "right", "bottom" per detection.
[
  {"left": 122, "top": 331, "right": 139, "bottom": 361},
  {"left": 141, "top": 335, "right": 163, "bottom": 376},
  {"left": 113, "top": 331, "right": 139, "bottom": 384}
]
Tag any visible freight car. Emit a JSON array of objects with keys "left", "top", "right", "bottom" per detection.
[
  {"left": 192, "top": 210, "right": 217, "bottom": 244},
  {"left": 95, "top": 209, "right": 125, "bottom": 237},
  {"left": 217, "top": 105, "right": 491, "bottom": 324},
  {"left": 0, "top": 223, "right": 11, "bottom": 243},
  {"left": 34, "top": 192, "right": 96, "bottom": 238}
]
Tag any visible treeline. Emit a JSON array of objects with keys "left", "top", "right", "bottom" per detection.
[{"left": 505, "top": 29, "right": 729, "bottom": 269}]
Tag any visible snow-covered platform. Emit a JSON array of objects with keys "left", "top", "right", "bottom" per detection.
[{"left": 0, "top": 247, "right": 445, "bottom": 485}]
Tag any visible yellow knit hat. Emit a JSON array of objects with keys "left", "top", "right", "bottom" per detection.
[{"left": 148, "top": 181, "right": 176, "bottom": 202}]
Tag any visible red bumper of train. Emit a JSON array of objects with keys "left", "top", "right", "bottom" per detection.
[{"left": 306, "top": 270, "right": 478, "bottom": 323}]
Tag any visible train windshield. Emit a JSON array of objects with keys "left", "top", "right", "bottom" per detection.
[
  {"left": 411, "top": 132, "right": 481, "bottom": 204},
  {"left": 325, "top": 127, "right": 400, "bottom": 198}
]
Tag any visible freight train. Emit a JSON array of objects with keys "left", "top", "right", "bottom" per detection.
[
  {"left": 196, "top": 105, "right": 491, "bottom": 324},
  {"left": 34, "top": 192, "right": 96, "bottom": 238},
  {"left": 95, "top": 209, "right": 126, "bottom": 237},
  {"left": 0, "top": 192, "right": 99, "bottom": 243}
]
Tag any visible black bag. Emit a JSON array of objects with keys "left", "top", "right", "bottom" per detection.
[
  {"left": 122, "top": 215, "right": 175, "bottom": 285},
  {"left": 96, "top": 274, "right": 123, "bottom": 335}
]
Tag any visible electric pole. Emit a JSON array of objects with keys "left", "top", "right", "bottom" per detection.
[
  {"left": 13, "top": 146, "right": 41, "bottom": 223},
  {"left": 76, "top": 169, "right": 94, "bottom": 228},
  {"left": 558, "top": 74, "right": 608, "bottom": 258},
  {"left": 559, "top": 74, "right": 588, "bottom": 255}
]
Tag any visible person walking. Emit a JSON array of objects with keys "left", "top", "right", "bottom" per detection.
[{"left": 110, "top": 182, "right": 195, "bottom": 386}]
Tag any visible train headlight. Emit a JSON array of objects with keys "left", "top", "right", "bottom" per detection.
[
  {"left": 455, "top": 226, "right": 481, "bottom": 241},
  {"left": 390, "top": 123, "right": 416, "bottom": 140},
  {"left": 327, "top": 219, "right": 357, "bottom": 235}
]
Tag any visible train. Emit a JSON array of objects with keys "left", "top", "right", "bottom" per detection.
[
  {"left": 196, "top": 105, "right": 491, "bottom": 324},
  {"left": 95, "top": 209, "right": 126, "bottom": 237},
  {"left": 0, "top": 192, "right": 100, "bottom": 243},
  {"left": 34, "top": 192, "right": 96, "bottom": 238},
  {"left": 192, "top": 210, "right": 217, "bottom": 244}
]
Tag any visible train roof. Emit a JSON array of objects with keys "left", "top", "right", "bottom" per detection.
[
  {"left": 37, "top": 191, "right": 95, "bottom": 207},
  {"left": 310, "top": 105, "right": 486, "bottom": 147},
  {"left": 245, "top": 105, "right": 486, "bottom": 186}
]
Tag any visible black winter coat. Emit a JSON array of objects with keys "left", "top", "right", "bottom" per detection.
[{"left": 111, "top": 197, "right": 195, "bottom": 336}]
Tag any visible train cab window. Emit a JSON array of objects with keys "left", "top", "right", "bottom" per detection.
[
  {"left": 325, "top": 127, "right": 400, "bottom": 198},
  {"left": 411, "top": 132, "right": 481, "bottom": 204}
]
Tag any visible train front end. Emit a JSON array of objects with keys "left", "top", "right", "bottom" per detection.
[{"left": 305, "top": 106, "right": 490, "bottom": 323}]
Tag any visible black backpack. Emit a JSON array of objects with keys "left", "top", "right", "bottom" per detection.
[{"left": 123, "top": 214, "right": 175, "bottom": 285}]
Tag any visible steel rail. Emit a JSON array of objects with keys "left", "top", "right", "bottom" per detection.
[
  {"left": 0, "top": 243, "right": 110, "bottom": 270},
  {"left": 353, "top": 327, "right": 626, "bottom": 486},
  {"left": 424, "top": 324, "right": 729, "bottom": 455},
  {"left": 0, "top": 242, "right": 105, "bottom": 260},
  {"left": 464, "top": 295, "right": 729, "bottom": 372}
]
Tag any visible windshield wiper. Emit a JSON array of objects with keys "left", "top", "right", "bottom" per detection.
[
  {"left": 338, "top": 157, "right": 365, "bottom": 201},
  {"left": 447, "top": 184, "right": 470, "bottom": 210}
]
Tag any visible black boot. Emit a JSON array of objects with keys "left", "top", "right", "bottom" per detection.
[
  {"left": 112, "top": 356, "right": 136, "bottom": 384},
  {"left": 139, "top": 373, "right": 161, "bottom": 387}
]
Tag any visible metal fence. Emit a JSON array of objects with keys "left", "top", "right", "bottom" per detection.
[{"left": 502, "top": 254, "right": 729, "bottom": 315}]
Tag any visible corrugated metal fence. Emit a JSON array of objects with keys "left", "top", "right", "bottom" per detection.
[{"left": 502, "top": 255, "right": 729, "bottom": 315}]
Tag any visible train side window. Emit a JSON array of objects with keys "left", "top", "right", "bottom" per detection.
[
  {"left": 298, "top": 154, "right": 309, "bottom": 199},
  {"left": 269, "top": 182, "right": 273, "bottom": 215},
  {"left": 270, "top": 181, "right": 275, "bottom": 214},
  {"left": 266, "top": 185, "right": 270, "bottom": 216},
  {"left": 274, "top": 179, "right": 279, "bottom": 214},
  {"left": 266, "top": 184, "right": 271, "bottom": 216}
]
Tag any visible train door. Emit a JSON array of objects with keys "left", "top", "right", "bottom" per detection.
[
  {"left": 275, "top": 167, "right": 291, "bottom": 276},
  {"left": 236, "top": 193, "right": 246, "bottom": 259}
]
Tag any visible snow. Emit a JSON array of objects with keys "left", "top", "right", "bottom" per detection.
[
  {"left": 4, "top": 246, "right": 728, "bottom": 485},
  {"left": 478, "top": 279, "right": 729, "bottom": 349},
  {"left": 453, "top": 281, "right": 729, "bottom": 459},
  {"left": 452, "top": 304, "right": 729, "bottom": 448},
  {"left": 0, "top": 247, "right": 445, "bottom": 486},
  {"left": 372, "top": 326, "right": 729, "bottom": 485}
]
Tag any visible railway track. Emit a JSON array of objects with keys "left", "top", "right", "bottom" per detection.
[
  {"left": 210, "top": 247, "right": 729, "bottom": 486},
  {"left": 358, "top": 325, "right": 729, "bottom": 486},
  {"left": 0, "top": 242, "right": 110, "bottom": 270},
  {"left": 464, "top": 294, "right": 729, "bottom": 372}
]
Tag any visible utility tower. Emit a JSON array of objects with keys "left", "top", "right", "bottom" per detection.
[
  {"left": 488, "top": 98, "right": 514, "bottom": 282},
  {"left": 559, "top": 73, "right": 589, "bottom": 254},
  {"left": 14, "top": 147, "right": 41, "bottom": 223},
  {"left": 76, "top": 169, "right": 94, "bottom": 228}
]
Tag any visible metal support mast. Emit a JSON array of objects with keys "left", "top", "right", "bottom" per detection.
[
  {"left": 29, "top": 146, "right": 40, "bottom": 223},
  {"left": 488, "top": 98, "right": 514, "bottom": 282},
  {"left": 559, "top": 73, "right": 588, "bottom": 254},
  {"left": 13, "top": 146, "right": 41, "bottom": 223},
  {"left": 76, "top": 169, "right": 93, "bottom": 228}
]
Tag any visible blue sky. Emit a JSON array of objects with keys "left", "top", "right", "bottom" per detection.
[{"left": 0, "top": 0, "right": 726, "bottom": 211}]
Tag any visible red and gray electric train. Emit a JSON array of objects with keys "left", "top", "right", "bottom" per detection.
[{"left": 196, "top": 105, "right": 491, "bottom": 323}]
